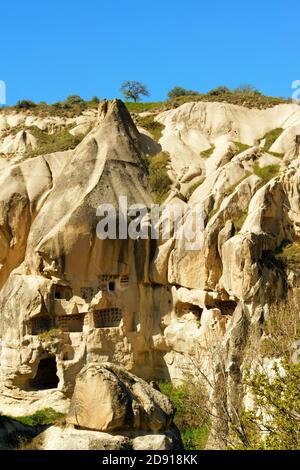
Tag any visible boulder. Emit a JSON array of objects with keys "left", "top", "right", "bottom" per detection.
[
  {"left": 28, "top": 425, "right": 181, "bottom": 450},
  {"left": 67, "top": 363, "right": 175, "bottom": 432}
]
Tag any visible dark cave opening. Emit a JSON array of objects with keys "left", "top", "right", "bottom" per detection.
[{"left": 29, "top": 356, "right": 59, "bottom": 390}]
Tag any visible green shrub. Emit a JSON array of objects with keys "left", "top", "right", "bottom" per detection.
[
  {"left": 15, "top": 408, "right": 65, "bottom": 427},
  {"left": 232, "top": 360, "right": 300, "bottom": 450},
  {"left": 38, "top": 328, "right": 62, "bottom": 341},
  {"left": 144, "top": 151, "right": 172, "bottom": 203},
  {"left": 136, "top": 115, "right": 165, "bottom": 142},
  {"left": 260, "top": 294, "right": 300, "bottom": 358},
  {"left": 16, "top": 99, "right": 37, "bottom": 109},
  {"left": 229, "top": 294, "right": 300, "bottom": 450},
  {"left": 26, "top": 126, "right": 85, "bottom": 158},
  {"left": 253, "top": 163, "right": 280, "bottom": 180},
  {"left": 64, "top": 95, "right": 84, "bottom": 106},
  {"left": 233, "top": 141, "right": 251, "bottom": 154},
  {"left": 159, "top": 382, "right": 210, "bottom": 450},
  {"left": 200, "top": 145, "right": 215, "bottom": 158},
  {"left": 167, "top": 86, "right": 199, "bottom": 99},
  {"left": 273, "top": 241, "right": 300, "bottom": 271},
  {"left": 90, "top": 96, "right": 100, "bottom": 104},
  {"left": 261, "top": 241, "right": 300, "bottom": 273},
  {"left": 207, "top": 86, "right": 231, "bottom": 96},
  {"left": 234, "top": 84, "right": 261, "bottom": 95},
  {"left": 262, "top": 128, "right": 284, "bottom": 151}
]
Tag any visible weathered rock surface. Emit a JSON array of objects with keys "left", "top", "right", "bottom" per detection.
[
  {"left": 29, "top": 425, "right": 181, "bottom": 450},
  {"left": 67, "top": 363, "right": 175, "bottom": 432},
  {"left": 156, "top": 101, "right": 300, "bottom": 177},
  {"left": 0, "top": 98, "right": 300, "bottom": 448}
]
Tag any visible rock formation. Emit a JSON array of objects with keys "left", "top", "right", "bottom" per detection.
[
  {"left": 1, "top": 97, "right": 300, "bottom": 449},
  {"left": 21, "top": 363, "right": 181, "bottom": 450}
]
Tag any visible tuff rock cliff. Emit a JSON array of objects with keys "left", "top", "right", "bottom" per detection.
[{"left": 0, "top": 98, "right": 300, "bottom": 448}]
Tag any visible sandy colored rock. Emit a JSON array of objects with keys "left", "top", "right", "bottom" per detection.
[{"left": 67, "top": 362, "right": 175, "bottom": 432}]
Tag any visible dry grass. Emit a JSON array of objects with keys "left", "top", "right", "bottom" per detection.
[{"left": 259, "top": 293, "right": 300, "bottom": 358}]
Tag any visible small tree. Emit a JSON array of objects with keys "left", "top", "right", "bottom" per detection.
[
  {"left": 167, "top": 86, "right": 199, "bottom": 99},
  {"left": 120, "top": 81, "right": 149, "bottom": 102},
  {"left": 233, "top": 360, "right": 300, "bottom": 450},
  {"left": 90, "top": 96, "right": 100, "bottom": 104},
  {"left": 234, "top": 84, "right": 261, "bottom": 95},
  {"left": 15, "top": 99, "right": 37, "bottom": 109},
  {"left": 207, "top": 86, "right": 231, "bottom": 96},
  {"left": 64, "top": 95, "right": 84, "bottom": 106}
]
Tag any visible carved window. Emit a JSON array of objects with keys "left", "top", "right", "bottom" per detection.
[
  {"left": 31, "top": 316, "right": 52, "bottom": 335},
  {"left": 57, "top": 314, "right": 84, "bottom": 332},
  {"left": 214, "top": 300, "right": 237, "bottom": 315},
  {"left": 120, "top": 275, "right": 129, "bottom": 287},
  {"left": 80, "top": 287, "right": 97, "bottom": 303},
  {"left": 54, "top": 285, "right": 72, "bottom": 300},
  {"left": 93, "top": 308, "right": 122, "bottom": 328}
]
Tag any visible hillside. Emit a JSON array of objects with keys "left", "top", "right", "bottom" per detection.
[{"left": 0, "top": 97, "right": 300, "bottom": 450}]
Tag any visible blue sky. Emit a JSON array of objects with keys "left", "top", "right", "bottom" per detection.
[{"left": 1, "top": 0, "right": 299, "bottom": 104}]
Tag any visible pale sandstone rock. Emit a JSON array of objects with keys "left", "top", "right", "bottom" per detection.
[
  {"left": 29, "top": 426, "right": 132, "bottom": 450},
  {"left": 0, "top": 130, "right": 38, "bottom": 154},
  {"left": 1, "top": 98, "right": 300, "bottom": 428},
  {"left": 67, "top": 363, "right": 175, "bottom": 432},
  {"left": 156, "top": 101, "right": 300, "bottom": 176},
  {"left": 69, "top": 123, "right": 91, "bottom": 136},
  {"left": 28, "top": 425, "right": 181, "bottom": 450}
]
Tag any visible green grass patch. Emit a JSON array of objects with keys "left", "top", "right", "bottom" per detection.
[
  {"left": 125, "top": 101, "right": 164, "bottom": 113},
  {"left": 253, "top": 163, "right": 280, "bottom": 180},
  {"left": 15, "top": 408, "right": 66, "bottom": 427},
  {"left": 233, "top": 141, "right": 251, "bottom": 154},
  {"left": 144, "top": 151, "right": 172, "bottom": 203},
  {"left": 267, "top": 151, "right": 284, "bottom": 158},
  {"left": 136, "top": 115, "right": 165, "bottom": 142},
  {"left": 273, "top": 241, "right": 300, "bottom": 271},
  {"left": 159, "top": 382, "right": 210, "bottom": 450},
  {"left": 200, "top": 145, "right": 215, "bottom": 158},
  {"left": 262, "top": 128, "right": 284, "bottom": 151},
  {"left": 38, "top": 328, "right": 62, "bottom": 341},
  {"left": 25, "top": 126, "right": 85, "bottom": 158},
  {"left": 234, "top": 211, "right": 248, "bottom": 232}
]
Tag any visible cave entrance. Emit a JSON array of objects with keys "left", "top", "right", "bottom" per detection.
[{"left": 29, "top": 356, "right": 59, "bottom": 390}]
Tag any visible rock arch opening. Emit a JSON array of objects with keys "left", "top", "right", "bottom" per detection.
[{"left": 29, "top": 356, "right": 59, "bottom": 390}]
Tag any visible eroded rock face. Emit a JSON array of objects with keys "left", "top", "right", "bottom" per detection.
[
  {"left": 29, "top": 425, "right": 181, "bottom": 450},
  {"left": 0, "top": 98, "right": 300, "bottom": 434},
  {"left": 0, "top": 100, "right": 169, "bottom": 395},
  {"left": 67, "top": 363, "right": 175, "bottom": 432}
]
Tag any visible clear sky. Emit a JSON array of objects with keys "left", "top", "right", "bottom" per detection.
[{"left": 1, "top": 0, "right": 299, "bottom": 105}]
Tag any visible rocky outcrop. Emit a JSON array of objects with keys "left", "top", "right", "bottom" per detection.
[
  {"left": 67, "top": 363, "right": 175, "bottom": 432},
  {"left": 1, "top": 98, "right": 300, "bottom": 448},
  {"left": 21, "top": 363, "right": 181, "bottom": 451},
  {"left": 156, "top": 101, "right": 300, "bottom": 177},
  {"left": 30, "top": 425, "right": 181, "bottom": 450}
]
